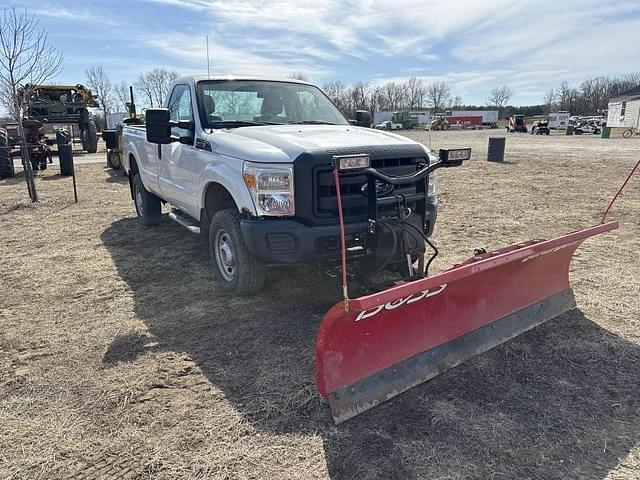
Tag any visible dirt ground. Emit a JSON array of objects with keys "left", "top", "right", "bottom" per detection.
[{"left": 1, "top": 130, "right": 639, "bottom": 479}]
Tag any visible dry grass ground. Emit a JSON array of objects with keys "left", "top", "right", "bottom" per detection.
[{"left": 1, "top": 130, "right": 639, "bottom": 479}]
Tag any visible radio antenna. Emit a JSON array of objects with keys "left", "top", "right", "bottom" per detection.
[{"left": 206, "top": 35, "right": 211, "bottom": 79}]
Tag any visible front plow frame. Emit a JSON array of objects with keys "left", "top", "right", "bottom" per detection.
[{"left": 317, "top": 221, "right": 618, "bottom": 423}]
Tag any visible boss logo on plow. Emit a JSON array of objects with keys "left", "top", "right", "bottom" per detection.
[{"left": 355, "top": 284, "right": 448, "bottom": 322}]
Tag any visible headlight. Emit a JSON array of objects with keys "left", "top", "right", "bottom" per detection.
[{"left": 243, "top": 163, "right": 294, "bottom": 216}]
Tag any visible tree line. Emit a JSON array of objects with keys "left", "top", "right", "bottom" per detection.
[{"left": 82, "top": 67, "right": 640, "bottom": 125}]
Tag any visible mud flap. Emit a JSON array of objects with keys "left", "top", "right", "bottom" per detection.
[{"left": 316, "top": 221, "right": 618, "bottom": 423}]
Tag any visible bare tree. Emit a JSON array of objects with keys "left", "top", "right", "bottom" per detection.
[
  {"left": 425, "top": 81, "right": 450, "bottom": 113},
  {"left": 383, "top": 82, "right": 404, "bottom": 111},
  {"left": 0, "top": 7, "right": 62, "bottom": 202},
  {"left": 85, "top": 66, "right": 113, "bottom": 120},
  {"left": 135, "top": 68, "right": 179, "bottom": 108},
  {"left": 488, "top": 85, "right": 512, "bottom": 112},
  {"left": 323, "top": 81, "right": 349, "bottom": 114},
  {"left": 543, "top": 88, "right": 556, "bottom": 114},
  {"left": 404, "top": 76, "right": 426, "bottom": 110},
  {"left": 350, "top": 82, "right": 369, "bottom": 114},
  {"left": 449, "top": 95, "right": 464, "bottom": 110},
  {"left": 288, "top": 71, "right": 308, "bottom": 81},
  {"left": 114, "top": 81, "right": 130, "bottom": 111}
]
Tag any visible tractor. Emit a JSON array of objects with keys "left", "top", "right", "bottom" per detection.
[
  {"left": 18, "top": 84, "right": 99, "bottom": 153},
  {"left": 429, "top": 113, "right": 449, "bottom": 130},
  {"left": 507, "top": 114, "right": 528, "bottom": 133}
]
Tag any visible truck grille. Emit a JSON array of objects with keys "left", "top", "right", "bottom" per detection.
[{"left": 314, "top": 157, "right": 420, "bottom": 219}]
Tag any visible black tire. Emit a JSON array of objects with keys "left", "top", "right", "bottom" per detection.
[
  {"left": 0, "top": 129, "right": 14, "bottom": 179},
  {"left": 209, "top": 208, "right": 266, "bottom": 296},
  {"left": 132, "top": 174, "right": 161, "bottom": 225},
  {"left": 83, "top": 118, "right": 98, "bottom": 153},
  {"left": 623, "top": 129, "right": 633, "bottom": 139},
  {"left": 107, "top": 149, "right": 121, "bottom": 169}
]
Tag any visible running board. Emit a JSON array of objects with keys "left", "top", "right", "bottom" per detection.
[{"left": 168, "top": 210, "right": 200, "bottom": 234}]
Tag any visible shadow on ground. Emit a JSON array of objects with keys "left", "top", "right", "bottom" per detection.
[{"left": 101, "top": 217, "right": 640, "bottom": 479}]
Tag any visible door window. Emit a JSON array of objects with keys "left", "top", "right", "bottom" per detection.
[{"left": 167, "top": 84, "right": 194, "bottom": 140}]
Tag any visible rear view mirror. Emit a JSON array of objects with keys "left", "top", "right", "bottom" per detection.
[
  {"left": 145, "top": 108, "right": 174, "bottom": 144},
  {"left": 355, "top": 110, "right": 371, "bottom": 128}
]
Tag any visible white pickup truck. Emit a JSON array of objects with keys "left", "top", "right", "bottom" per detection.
[{"left": 121, "top": 76, "right": 438, "bottom": 295}]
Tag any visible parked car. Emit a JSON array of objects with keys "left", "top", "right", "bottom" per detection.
[{"left": 374, "top": 120, "right": 402, "bottom": 130}]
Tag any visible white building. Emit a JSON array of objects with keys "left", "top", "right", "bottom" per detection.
[{"left": 607, "top": 85, "right": 640, "bottom": 128}]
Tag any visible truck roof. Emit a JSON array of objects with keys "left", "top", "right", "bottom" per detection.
[{"left": 181, "top": 75, "right": 313, "bottom": 86}]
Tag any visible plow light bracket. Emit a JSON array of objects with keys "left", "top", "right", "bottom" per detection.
[
  {"left": 334, "top": 154, "right": 371, "bottom": 171},
  {"left": 439, "top": 148, "right": 472, "bottom": 167}
]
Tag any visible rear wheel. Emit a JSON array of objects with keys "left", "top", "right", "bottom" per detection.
[
  {"left": 133, "top": 174, "right": 161, "bottom": 225},
  {"left": 107, "top": 149, "right": 121, "bottom": 169},
  {"left": 82, "top": 118, "right": 98, "bottom": 153},
  {"left": 209, "top": 208, "right": 266, "bottom": 296},
  {"left": 623, "top": 129, "right": 633, "bottom": 139}
]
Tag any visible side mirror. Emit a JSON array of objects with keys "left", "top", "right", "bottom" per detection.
[
  {"left": 146, "top": 108, "right": 174, "bottom": 144},
  {"left": 355, "top": 110, "right": 371, "bottom": 127}
]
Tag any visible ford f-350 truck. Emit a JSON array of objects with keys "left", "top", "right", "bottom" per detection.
[{"left": 121, "top": 76, "right": 438, "bottom": 295}]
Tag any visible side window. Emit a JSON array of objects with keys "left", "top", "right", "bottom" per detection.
[{"left": 167, "top": 85, "right": 194, "bottom": 139}]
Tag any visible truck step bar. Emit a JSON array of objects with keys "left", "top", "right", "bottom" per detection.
[{"left": 168, "top": 209, "right": 200, "bottom": 234}]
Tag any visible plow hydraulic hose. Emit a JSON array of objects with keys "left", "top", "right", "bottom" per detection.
[
  {"left": 602, "top": 158, "right": 640, "bottom": 223},
  {"left": 333, "top": 166, "right": 349, "bottom": 311}
]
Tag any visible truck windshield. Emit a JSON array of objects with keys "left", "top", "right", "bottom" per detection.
[{"left": 196, "top": 80, "right": 349, "bottom": 128}]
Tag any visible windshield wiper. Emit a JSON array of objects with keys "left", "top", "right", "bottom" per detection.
[
  {"left": 288, "top": 120, "right": 336, "bottom": 125},
  {"left": 209, "top": 120, "right": 282, "bottom": 128}
]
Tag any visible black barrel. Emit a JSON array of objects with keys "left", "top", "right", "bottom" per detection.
[
  {"left": 487, "top": 137, "right": 506, "bottom": 162},
  {"left": 102, "top": 129, "right": 118, "bottom": 149},
  {"left": 56, "top": 129, "right": 74, "bottom": 176}
]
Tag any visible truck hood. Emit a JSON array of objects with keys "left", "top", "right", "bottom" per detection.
[{"left": 207, "top": 125, "right": 426, "bottom": 163}]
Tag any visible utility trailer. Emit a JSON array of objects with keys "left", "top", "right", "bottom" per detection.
[
  {"left": 450, "top": 110, "right": 498, "bottom": 127},
  {"left": 548, "top": 111, "right": 570, "bottom": 129}
]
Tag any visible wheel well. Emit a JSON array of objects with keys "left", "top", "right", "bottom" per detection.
[
  {"left": 129, "top": 155, "right": 139, "bottom": 176},
  {"left": 204, "top": 182, "right": 237, "bottom": 219},
  {"left": 128, "top": 155, "right": 139, "bottom": 200}
]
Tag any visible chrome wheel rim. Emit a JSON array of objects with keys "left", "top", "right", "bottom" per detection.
[{"left": 215, "top": 230, "right": 235, "bottom": 282}]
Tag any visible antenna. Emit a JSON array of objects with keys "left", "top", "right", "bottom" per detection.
[
  {"left": 428, "top": 111, "right": 432, "bottom": 150},
  {"left": 206, "top": 35, "right": 211, "bottom": 79}
]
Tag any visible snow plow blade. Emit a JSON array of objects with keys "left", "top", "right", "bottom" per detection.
[{"left": 316, "top": 221, "right": 618, "bottom": 423}]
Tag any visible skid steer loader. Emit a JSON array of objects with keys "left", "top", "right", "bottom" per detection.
[{"left": 316, "top": 148, "right": 626, "bottom": 423}]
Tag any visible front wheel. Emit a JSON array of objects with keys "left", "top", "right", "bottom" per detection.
[
  {"left": 623, "top": 129, "right": 633, "bottom": 139},
  {"left": 132, "top": 174, "right": 161, "bottom": 225},
  {"left": 209, "top": 208, "right": 266, "bottom": 296}
]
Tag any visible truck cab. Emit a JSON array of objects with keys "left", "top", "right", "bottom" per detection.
[{"left": 121, "top": 76, "right": 438, "bottom": 295}]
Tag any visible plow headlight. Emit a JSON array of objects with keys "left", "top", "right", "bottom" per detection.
[
  {"left": 439, "top": 148, "right": 472, "bottom": 165},
  {"left": 335, "top": 154, "right": 370, "bottom": 171},
  {"left": 243, "top": 163, "right": 294, "bottom": 216}
]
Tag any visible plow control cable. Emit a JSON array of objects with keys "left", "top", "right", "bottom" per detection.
[
  {"left": 333, "top": 166, "right": 350, "bottom": 311},
  {"left": 602, "top": 158, "right": 640, "bottom": 223}
]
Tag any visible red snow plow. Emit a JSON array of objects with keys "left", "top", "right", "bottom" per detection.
[{"left": 316, "top": 149, "right": 630, "bottom": 424}]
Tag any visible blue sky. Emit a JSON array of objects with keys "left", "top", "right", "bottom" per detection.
[{"left": 10, "top": 0, "right": 640, "bottom": 105}]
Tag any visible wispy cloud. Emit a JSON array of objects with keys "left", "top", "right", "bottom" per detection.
[{"left": 32, "top": 0, "right": 640, "bottom": 104}]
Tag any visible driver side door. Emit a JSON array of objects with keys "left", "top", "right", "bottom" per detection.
[{"left": 157, "top": 84, "right": 197, "bottom": 212}]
